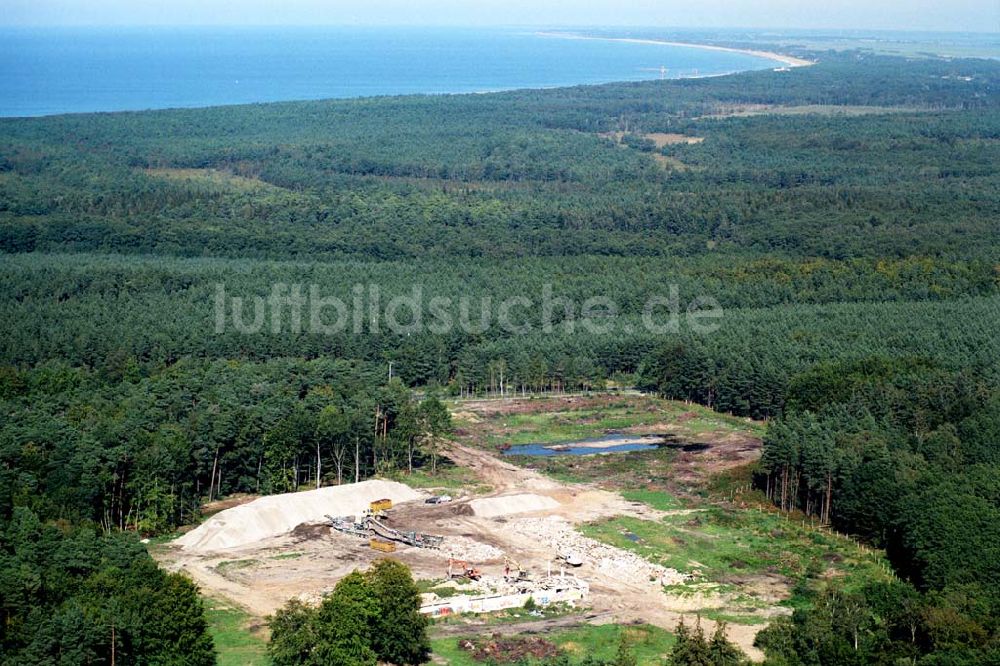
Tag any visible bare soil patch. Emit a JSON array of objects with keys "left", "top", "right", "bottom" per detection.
[
  {"left": 704, "top": 103, "right": 934, "bottom": 118},
  {"left": 145, "top": 167, "right": 275, "bottom": 191},
  {"left": 158, "top": 396, "right": 775, "bottom": 660},
  {"left": 459, "top": 635, "right": 560, "bottom": 663},
  {"left": 457, "top": 394, "right": 627, "bottom": 417},
  {"left": 644, "top": 133, "right": 705, "bottom": 147},
  {"left": 599, "top": 131, "right": 704, "bottom": 146},
  {"left": 201, "top": 493, "right": 259, "bottom": 516}
]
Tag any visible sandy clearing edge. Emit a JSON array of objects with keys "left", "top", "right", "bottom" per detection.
[
  {"left": 469, "top": 493, "right": 561, "bottom": 517},
  {"left": 537, "top": 31, "right": 816, "bottom": 69}
]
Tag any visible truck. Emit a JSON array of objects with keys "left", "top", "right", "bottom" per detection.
[{"left": 558, "top": 551, "right": 584, "bottom": 567}]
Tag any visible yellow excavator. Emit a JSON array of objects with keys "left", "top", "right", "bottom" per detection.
[{"left": 503, "top": 555, "right": 531, "bottom": 582}]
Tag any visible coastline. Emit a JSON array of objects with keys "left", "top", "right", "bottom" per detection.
[{"left": 536, "top": 31, "right": 816, "bottom": 69}]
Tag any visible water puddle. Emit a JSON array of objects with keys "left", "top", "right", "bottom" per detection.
[{"left": 501, "top": 433, "right": 665, "bottom": 457}]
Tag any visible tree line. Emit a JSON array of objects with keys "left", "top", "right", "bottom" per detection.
[{"left": 0, "top": 357, "right": 451, "bottom": 534}]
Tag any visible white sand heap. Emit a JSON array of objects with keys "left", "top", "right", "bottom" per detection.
[
  {"left": 469, "top": 493, "right": 560, "bottom": 518},
  {"left": 175, "top": 480, "right": 423, "bottom": 553}
]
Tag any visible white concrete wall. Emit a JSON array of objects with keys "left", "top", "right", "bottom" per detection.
[{"left": 420, "top": 582, "right": 588, "bottom": 617}]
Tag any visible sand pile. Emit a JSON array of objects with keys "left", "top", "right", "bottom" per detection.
[
  {"left": 469, "top": 493, "right": 560, "bottom": 518},
  {"left": 175, "top": 480, "right": 423, "bottom": 553}
]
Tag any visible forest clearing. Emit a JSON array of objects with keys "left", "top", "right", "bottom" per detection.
[{"left": 155, "top": 395, "right": 890, "bottom": 663}]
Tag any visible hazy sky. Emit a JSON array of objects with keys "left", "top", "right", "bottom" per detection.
[{"left": 2, "top": 0, "right": 998, "bottom": 32}]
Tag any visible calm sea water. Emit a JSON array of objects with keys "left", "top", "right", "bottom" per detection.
[{"left": 0, "top": 27, "right": 778, "bottom": 117}]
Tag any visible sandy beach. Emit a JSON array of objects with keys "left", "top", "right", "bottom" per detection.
[{"left": 537, "top": 31, "right": 815, "bottom": 69}]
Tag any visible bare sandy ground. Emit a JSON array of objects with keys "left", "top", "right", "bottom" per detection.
[
  {"left": 156, "top": 405, "right": 777, "bottom": 661},
  {"left": 600, "top": 131, "right": 705, "bottom": 147},
  {"left": 537, "top": 31, "right": 816, "bottom": 69}
]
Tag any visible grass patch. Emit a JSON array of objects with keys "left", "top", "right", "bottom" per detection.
[
  {"left": 431, "top": 602, "right": 578, "bottom": 628},
  {"left": 416, "top": 579, "right": 483, "bottom": 599},
  {"left": 204, "top": 599, "right": 270, "bottom": 666},
  {"left": 215, "top": 559, "right": 259, "bottom": 574},
  {"left": 478, "top": 401, "right": 701, "bottom": 447},
  {"left": 704, "top": 463, "right": 757, "bottom": 498},
  {"left": 390, "top": 463, "right": 489, "bottom": 494},
  {"left": 579, "top": 507, "right": 888, "bottom": 597},
  {"left": 556, "top": 624, "right": 675, "bottom": 664},
  {"left": 432, "top": 623, "right": 674, "bottom": 665},
  {"left": 621, "top": 488, "right": 687, "bottom": 511},
  {"left": 699, "top": 609, "right": 771, "bottom": 626},
  {"left": 145, "top": 167, "right": 278, "bottom": 193},
  {"left": 268, "top": 552, "right": 303, "bottom": 561}
]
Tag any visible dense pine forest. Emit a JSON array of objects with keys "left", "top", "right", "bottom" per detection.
[{"left": 1, "top": 49, "right": 999, "bottom": 664}]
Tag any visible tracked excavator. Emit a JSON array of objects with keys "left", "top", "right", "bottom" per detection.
[
  {"left": 503, "top": 555, "right": 531, "bottom": 582},
  {"left": 447, "top": 558, "right": 482, "bottom": 581}
]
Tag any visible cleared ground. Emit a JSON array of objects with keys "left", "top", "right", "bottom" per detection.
[
  {"left": 155, "top": 394, "right": 887, "bottom": 663},
  {"left": 702, "top": 103, "right": 937, "bottom": 118}
]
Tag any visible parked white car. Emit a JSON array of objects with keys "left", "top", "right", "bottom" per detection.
[{"left": 425, "top": 494, "right": 453, "bottom": 504}]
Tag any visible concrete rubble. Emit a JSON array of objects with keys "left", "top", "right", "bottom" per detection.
[
  {"left": 507, "top": 516, "right": 690, "bottom": 587},
  {"left": 439, "top": 535, "right": 504, "bottom": 561}
]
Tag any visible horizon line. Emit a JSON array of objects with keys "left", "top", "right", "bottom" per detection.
[{"left": 1, "top": 23, "right": 998, "bottom": 36}]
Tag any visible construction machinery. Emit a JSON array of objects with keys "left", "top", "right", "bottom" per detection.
[
  {"left": 328, "top": 515, "right": 368, "bottom": 537},
  {"left": 327, "top": 514, "right": 443, "bottom": 550},
  {"left": 503, "top": 555, "right": 531, "bottom": 582},
  {"left": 369, "top": 498, "right": 393, "bottom": 514},
  {"left": 369, "top": 538, "right": 396, "bottom": 553},
  {"left": 367, "top": 515, "right": 444, "bottom": 549},
  {"left": 447, "top": 558, "right": 482, "bottom": 581},
  {"left": 557, "top": 551, "right": 584, "bottom": 567}
]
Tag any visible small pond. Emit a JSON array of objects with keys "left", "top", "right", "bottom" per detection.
[{"left": 501, "top": 433, "right": 664, "bottom": 457}]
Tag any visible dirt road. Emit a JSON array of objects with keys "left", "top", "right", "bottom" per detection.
[{"left": 440, "top": 441, "right": 558, "bottom": 492}]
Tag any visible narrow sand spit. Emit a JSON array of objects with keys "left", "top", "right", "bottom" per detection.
[
  {"left": 537, "top": 32, "right": 816, "bottom": 69},
  {"left": 175, "top": 480, "right": 423, "bottom": 553}
]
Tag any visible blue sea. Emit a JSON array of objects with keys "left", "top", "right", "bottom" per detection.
[{"left": 0, "top": 27, "right": 778, "bottom": 117}]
